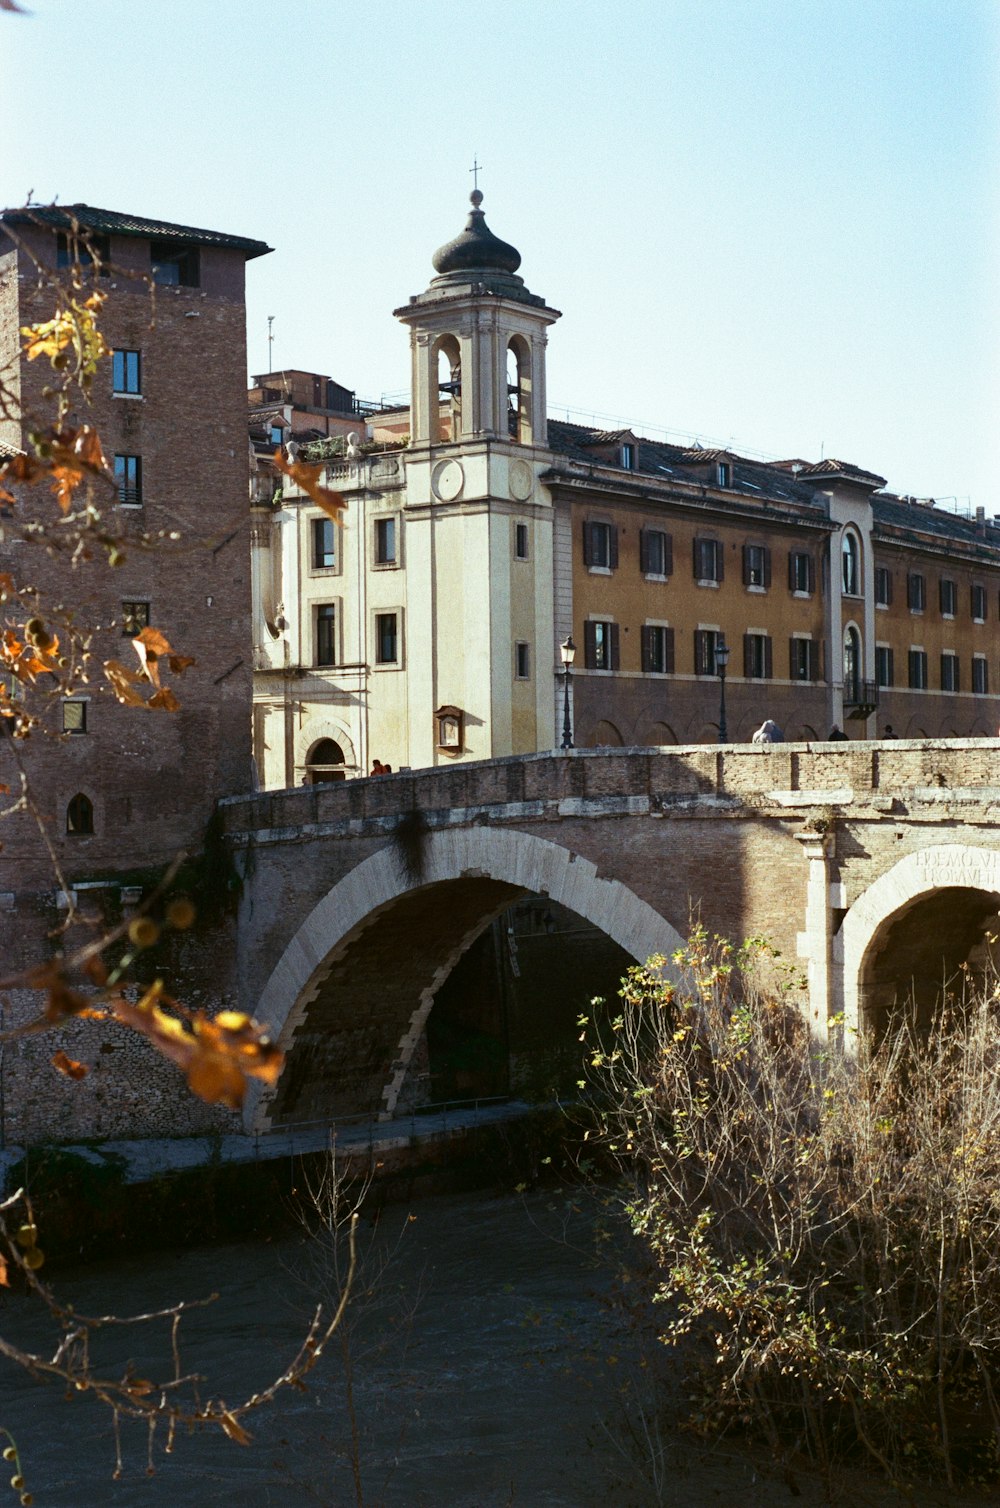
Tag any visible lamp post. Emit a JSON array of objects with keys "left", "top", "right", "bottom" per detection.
[
  {"left": 559, "top": 636, "right": 576, "bottom": 750},
  {"left": 715, "top": 638, "right": 730, "bottom": 745}
]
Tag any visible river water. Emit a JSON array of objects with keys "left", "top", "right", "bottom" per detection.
[{"left": 0, "top": 1187, "right": 974, "bottom": 1507}]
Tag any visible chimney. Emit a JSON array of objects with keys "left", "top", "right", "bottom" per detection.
[{"left": 976, "top": 505, "right": 986, "bottom": 536}]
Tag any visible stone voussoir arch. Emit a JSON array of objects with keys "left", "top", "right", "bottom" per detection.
[
  {"left": 244, "top": 824, "right": 686, "bottom": 1131},
  {"left": 840, "top": 843, "right": 1000, "bottom": 1038}
]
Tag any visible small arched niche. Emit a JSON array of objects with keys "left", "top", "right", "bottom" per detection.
[
  {"left": 590, "top": 720, "right": 624, "bottom": 748},
  {"left": 506, "top": 336, "right": 533, "bottom": 444},
  {"left": 306, "top": 738, "right": 347, "bottom": 784},
  {"left": 434, "top": 335, "right": 462, "bottom": 443}
]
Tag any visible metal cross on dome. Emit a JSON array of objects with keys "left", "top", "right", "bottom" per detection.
[{"left": 469, "top": 157, "right": 483, "bottom": 191}]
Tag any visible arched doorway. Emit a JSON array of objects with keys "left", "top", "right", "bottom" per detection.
[
  {"left": 843, "top": 625, "right": 860, "bottom": 705},
  {"left": 306, "top": 738, "right": 347, "bottom": 783}
]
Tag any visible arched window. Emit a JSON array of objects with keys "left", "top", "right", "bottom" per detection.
[
  {"left": 842, "top": 531, "right": 860, "bottom": 596},
  {"left": 843, "top": 626, "right": 860, "bottom": 703},
  {"left": 306, "top": 738, "right": 347, "bottom": 784},
  {"left": 506, "top": 336, "right": 532, "bottom": 443},
  {"left": 67, "top": 792, "right": 93, "bottom": 835},
  {"left": 434, "top": 335, "right": 462, "bottom": 443}
]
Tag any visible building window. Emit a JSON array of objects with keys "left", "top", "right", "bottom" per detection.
[
  {"left": 66, "top": 792, "right": 94, "bottom": 835},
  {"left": 640, "top": 528, "right": 672, "bottom": 577},
  {"left": 57, "top": 232, "right": 109, "bottom": 273},
  {"left": 973, "top": 656, "right": 989, "bottom": 695},
  {"left": 641, "top": 624, "right": 674, "bottom": 674},
  {"left": 790, "top": 637, "right": 820, "bottom": 682},
  {"left": 907, "top": 572, "right": 926, "bottom": 612},
  {"left": 151, "top": 241, "right": 199, "bottom": 287},
  {"left": 316, "top": 604, "right": 336, "bottom": 667},
  {"left": 375, "top": 611, "right": 399, "bottom": 666},
  {"left": 908, "top": 648, "right": 928, "bottom": 690},
  {"left": 939, "top": 578, "right": 957, "bottom": 617},
  {"left": 717, "top": 462, "right": 731, "bottom": 487},
  {"left": 789, "top": 551, "right": 815, "bottom": 595},
  {"left": 843, "top": 627, "right": 861, "bottom": 701},
  {"left": 114, "top": 453, "right": 142, "bottom": 507},
  {"left": 743, "top": 633, "right": 772, "bottom": 680},
  {"left": 971, "top": 583, "right": 986, "bottom": 622},
  {"left": 375, "top": 516, "right": 397, "bottom": 566},
  {"left": 694, "top": 628, "right": 725, "bottom": 676},
  {"left": 514, "top": 522, "right": 529, "bottom": 560},
  {"left": 875, "top": 645, "right": 894, "bottom": 689},
  {"left": 940, "top": 653, "right": 960, "bottom": 692},
  {"left": 62, "top": 700, "right": 87, "bottom": 734},
  {"left": 584, "top": 619, "right": 619, "bottom": 671},
  {"left": 874, "top": 565, "right": 892, "bottom": 607},
  {"left": 121, "top": 601, "right": 150, "bottom": 636},
  {"left": 621, "top": 443, "right": 636, "bottom": 471},
  {"left": 693, "top": 537, "right": 723, "bottom": 584},
  {"left": 312, "top": 517, "right": 336, "bottom": 570},
  {"left": 842, "top": 532, "right": 860, "bottom": 596},
  {"left": 269, "top": 424, "right": 285, "bottom": 447},
  {"left": 112, "top": 349, "right": 141, "bottom": 395},
  {"left": 583, "top": 520, "right": 617, "bottom": 571},
  {"left": 743, "top": 543, "right": 770, "bottom": 589},
  {"left": 515, "top": 641, "right": 531, "bottom": 679}
]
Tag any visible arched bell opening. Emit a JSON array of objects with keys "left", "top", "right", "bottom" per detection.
[
  {"left": 434, "top": 334, "right": 462, "bottom": 442},
  {"left": 506, "top": 335, "right": 533, "bottom": 444},
  {"left": 859, "top": 885, "right": 1000, "bottom": 1042}
]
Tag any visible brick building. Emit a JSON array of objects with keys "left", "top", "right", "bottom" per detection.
[
  {"left": 0, "top": 205, "right": 270, "bottom": 1143},
  {"left": 252, "top": 190, "right": 999, "bottom": 787}
]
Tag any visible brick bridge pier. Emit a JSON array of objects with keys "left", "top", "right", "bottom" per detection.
[{"left": 221, "top": 740, "right": 1000, "bottom": 1132}]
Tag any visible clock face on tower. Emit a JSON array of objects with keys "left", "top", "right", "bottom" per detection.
[{"left": 432, "top": 459, "right": 465, "bottom": 502}]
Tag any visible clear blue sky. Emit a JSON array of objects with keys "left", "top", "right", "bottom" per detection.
[{"left": 6, "top": 0, "right": 997, "bottom": 507}]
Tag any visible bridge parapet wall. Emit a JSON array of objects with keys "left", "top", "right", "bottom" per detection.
[{"left": 220, "top": 739, "right": 1000, "bottom": 837}]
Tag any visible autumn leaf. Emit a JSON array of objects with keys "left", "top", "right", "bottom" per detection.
[
  {"left": 0, "top": 424, "right": 111, "bottom": 514},
  {"left": 21, "top": 292, "right": 108, "bottom": 391},
  {"left": 272, "top": 450, "right": 346, "bottom": 524},
  {"left": 104, "top": 658, "right": 147, "bottom": 706},
  {"left": 147, "top": 687, "right": 181, "bottom": 712},
  {"left": 52, "top": 1050, "right": 88, "bottom": 1081},
  {"left": 111, "top": 985, "right": 283, "bottom": 1110},
  {"left": 168, "top": 654, "right": 196, "bottom": 675}
]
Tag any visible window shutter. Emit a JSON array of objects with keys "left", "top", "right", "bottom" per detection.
[
  {"left": 939, "top": 579, "right": 948, "bottom": 614},
  {"left": 716, "top": 542, "right": 724, "bottom": 583},
  {"left": 664, "top": 626, "right": 675, "bottom": 673},
  {"left": 609, "top": 622, "right": 620, "bottom": 670},
  {"left": 788, "top": 552, "right": 797, "bottom": 592},
  {"left": 663, "top": 533, "right": 673, "bottom": 576},
  {"left": 582, "top": 522, "right": 593, "bottom": 567},
  {"left": 641, "top": 625, "right": 653, "bottom": 672},
  {"left": 583, "top": 620, "right": 597, "bottom": 669},
  {"left": 743, "top": 634, "right": 753, "bottom": 678},
  {"left": 886, "top": 647, "right": 894, "bottom": 686},
  {"left": 763, "top": 548, "right": 772, "bottom": 589},
  {"left": 608, "top": 528, "right": 619, "bottom": 571},
  {"left": 693, "top": 538, "right": 703, "bottom": 579},
  {"left": 789, "top": 637, "right": 798, "bottom": 680},
  {"left": 694, "top": 629, "right": 708, "bottom": 675},
  {"left": 764, "top": 636, "right": 773, "bottom": 679},
  {"left": 807, "top": 555, "right": 816, "bottom": 594},
  {"left": 909, "top": 649, "right": 919, "bottom": 688},
  {"left": 639, "top": 529, "right": 650, "bottom": 574},
  {"left": 742, "top": 546, "right": 752, "bottom": 586}
]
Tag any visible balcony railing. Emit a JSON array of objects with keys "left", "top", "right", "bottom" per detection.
[{"left": 844, "top": 679, "right": 879, "bottom": 717}]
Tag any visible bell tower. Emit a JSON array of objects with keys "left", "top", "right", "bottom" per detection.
[{"left": 394, "top": 190, "right": 560, "bottom": 448}]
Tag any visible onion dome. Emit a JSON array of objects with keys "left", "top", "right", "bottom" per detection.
[{"left": 432, "top": 190, "right": 521, "bottom": 277}]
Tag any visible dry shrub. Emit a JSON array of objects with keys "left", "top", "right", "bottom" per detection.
[{"left": 585, "top": 930, "right": 1000, "bottom": 1486}]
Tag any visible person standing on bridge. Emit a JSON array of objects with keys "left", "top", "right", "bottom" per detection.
[{"left": 828, "top": 725, "right": 848, "bottom": 741}]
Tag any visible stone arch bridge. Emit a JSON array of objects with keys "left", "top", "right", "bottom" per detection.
[{"left": 220, "top": 741, "right": 1000, "bottom": 1133}]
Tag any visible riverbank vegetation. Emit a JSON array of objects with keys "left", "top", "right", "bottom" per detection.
[{"left": 584, "top": 930, "right": 1000, "bottom": 1489}]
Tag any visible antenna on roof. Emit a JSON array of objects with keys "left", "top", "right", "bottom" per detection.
[{"left": 267, "top": 315, "right": 275, "bottom": 373}]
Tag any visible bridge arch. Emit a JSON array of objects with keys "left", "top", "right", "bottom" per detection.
[
  {"left": 841, "top": 844, "right": 1000, "bottom": 1040},
  {"left": 244, "top": 825, "right": 685, "bottom": 1132}
]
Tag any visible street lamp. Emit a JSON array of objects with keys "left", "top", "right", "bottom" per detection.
[
  {"left": 715, "top": 638, "right": 730, "bottom": 745},
  {"left": 559, "top": 636, "right": 576, "bottom": 750}
]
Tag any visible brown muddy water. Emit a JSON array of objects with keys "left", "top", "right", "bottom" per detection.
[{"left": 0, "top": 1188, "right": 987, "bottom": 1507}]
